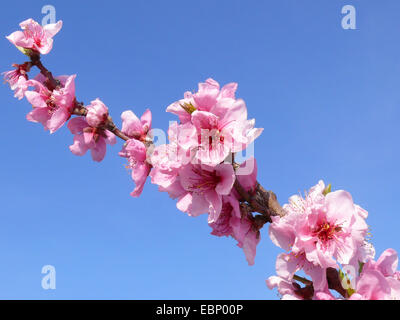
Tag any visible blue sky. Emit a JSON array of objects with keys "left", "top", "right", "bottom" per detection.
[{"left": 0, "top": 0, "right": 399, "bottom": 299}]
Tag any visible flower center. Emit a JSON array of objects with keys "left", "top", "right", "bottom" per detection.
[
  {"left": 46, "top": 97, "right": 59, "bottom": 115},
  {"left": 313, "top": 222, "right": 342, "bottom": 243},
  {"left": 24, "top": 25, "right": 44, "bottom": 48},
  {"left": 188, "top": 167, "right": 221, "bottom": 192}
]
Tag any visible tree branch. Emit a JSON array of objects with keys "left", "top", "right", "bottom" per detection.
[{"left": 29, "top": 53, "right": 286, "bottom": 230}]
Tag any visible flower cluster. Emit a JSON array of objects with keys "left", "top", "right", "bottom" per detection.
[
  {"left": 3, "top": 19, "right": 119, "bottom": 161},
  {"left": 142, "top": 79, "right": 263, "bottom": 264},
  {"left": 4, "top": 18, "right": 397, "bottom": 300},
  {"left": 5, "top": 21, "right": 266, "bottom": 266},
  {"left": 266, "top": 180, "right": 400, "bottom": 299}
]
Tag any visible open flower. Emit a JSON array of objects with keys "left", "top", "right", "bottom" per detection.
[
  {"left": 25, "top": 74, "right": 76, "bottom": 133},
  {"left": 350, "top": 249, "right": 400, "bottom": 300},
  {"left": 149, "top": 121, "right": 197, "bottom": 189},
  {"left": 208, "top": 158, "right": 260, "bottom": 265},
  {"left": 2, "top": 64, "right": 30, "bottom": 99},
  {"left": 119, "top": 139, "right": 151, "bottom": 197},
  {"left": 6, "top": 18, "right": 62, "bottom": 55},
  {"left": 68, "top": 117, "right": 116, "bottom": 162},
  {"left": 269, "top": 181, "right": 369, "bottom": 269},
  {"left": 121, "top": 109, "right": 152, "bottom": 141},
  {"left": 178, "top": 163, "right": 235, "bottom": 222},
  {"left": 158, "top": 162, "right": 235, "bottom": 223},
  {"left": 209, "top": 194, "right": 260, "bottom": 266},
  {"left": 166, "top": 78, "right": 263, "bottom": 165}
]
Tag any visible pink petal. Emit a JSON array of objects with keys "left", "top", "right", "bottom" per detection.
[
  {"left": 193, "top": 78, "right": 220, "bottom": 111},
  {"left": 220, "top": 82, "right": 238, "bottom": 99},
  {"left": 376, "top": 249, "right": 398, "bottom": 277},
  {"left": 243, "top": 230, "right": 260, "bottom": 266},
  {"left": 6, "top": 30, "right": 32, "bottom": 48},
  {"left": 121, "top": 110, "right": 143, "bottom": 137},
  {"left": 205, "top": 190, "right": 222, "bottom": 223},
  {"left": 356, "top": 270, "right": 391, "bottom": 300},
  {"left": 25, "top": 91, "right": 47, "bottom": 109},
  {"left": 90, "top": 137, "right": 107, "bottom": 162},
  {"left": 48, "top": 107, "right": 70, "bottom": 133},
  {"left": 83, "top": 131, "right": 95, "bottom": 145},
  {"left": 189, "top": 193, "right": 210, "bottom": 216},
  {"left": 166, "top": 100, "right": 192, "bottom": 124},
  {"left": 26, "top": 108, "right": 50, "bottom": 127},
  {"left": 325, "top": 190, "right": 356, "bottom": 224},
  {"left": 268, "top": 217, "right": 295, "bottom": 251},
  {"left": 43, "top": 20, "right": 63, "bottom": 38},
  {"left": 69, "top": 134, "right": 89, "bottom": 156},
  {"left": 104, "top": 130, "right": 117, "bottom": 145},
  {"left": 236, "top": 157, "right": 257, "bottom": 192},
  {"left": 191, "top": 110, "right": 219, "bottom": 131},
  {"left": 130, "top": 162, "right": 150, "bottom": 197},
  {"left": 177, "top": 193, "right": 193, "bottom": 213},
  {"left": 53, "top": 75, "right": 76, "bottom": 110},
  {"left": 140, "top": 109, "right": 152, "bottom": 132},
  {"left": 215, "top": 164, "right": 235, "bottom": 195},
  {"left": 67, "top": 117, "right": 88, "bottom": 134},
  {"left": 220, "top": 98, "right": 248, "bottom": 124}
]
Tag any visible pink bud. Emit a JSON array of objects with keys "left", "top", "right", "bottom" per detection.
[{"left": 86, "top": 98, "right": 109, "bottom": 127}]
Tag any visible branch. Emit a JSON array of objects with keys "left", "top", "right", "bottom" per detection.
[
  {"left": 72, "top": 103, "right": 130, "bottom": 141},
  {"left": 30, "top": 54, "right": 131, "bottom": 143},
  {"left": 29, "top": 53, "right": 286, "bottom": 230},
  {"left": 29, "top": 53, "right": 58, "bottom": 91},
  {"left": 234, "top": 178, "right": 286, "bottom": 229},
  {"left": 292, "top": 268, "right": 349, "bottom": 299}
]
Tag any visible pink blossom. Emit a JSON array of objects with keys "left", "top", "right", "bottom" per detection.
[
  {"left": 68, "top": 117, "right": 116, "bottom": 162},
  {"left": 86, "top": 99, "right": 109, "bottom": 127},
  {"left": 266, "top": 275, "right": 302, "bottom": 300},
  {"left": 178, "top": 163, "right": 235, "bottom": 222},
  {"left": 209, "top": 195, "right": 261, "bottom": 265},
  {"left": 349, "top": 270, "right": 392, "bottom": 300},
  {"left": 119, "top": 139, "right": 151, "bottom": 197},
  {"left": 166, "top": 78, "right": 263, "bottom": 165},
  {"left": 266, "top": 253, "right": 325, "bottom": 300},
  {"left": 25, "top": 74, "right": 76, "bottom": 133},
  {"left": 350, "top": 249, "right": 400, "bottom": 300},
  {"left": 117, "top": 109, "right": 153, "bottom": 197},
  {"left": 6, "top": 18, "right": 62, "bottom": 55},
  {"left": 156, "top": 161, "right": 235, "bottom": 223},
  {"left": 269, "top": 181, "right": 369, "bottom": 269},
  {"left": 121, "top": 109, "right": 152, "bottom": 141},
  {"left": 149, "top": 121, "right": 197, "bottom": 189},
  {"left": 2, "top": 64, "right": 30, "bottom": 99},
  {"left": 208, "top": 158, "right": 260, "bottom": 265}
]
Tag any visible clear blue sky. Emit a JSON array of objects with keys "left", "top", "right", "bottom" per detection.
[{"left": 0, "top": 0, "right": 399, "bottom": 299}]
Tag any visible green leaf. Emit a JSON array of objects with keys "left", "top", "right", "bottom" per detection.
[
  {"left": 16, "top": 46, "right": 33, "bottom": 57},
  {"left": 180, "top": 102, "right": 196, "bottom": 114},
  {"left": 322, "top": 184, "right": 332, "bottom": 196}
]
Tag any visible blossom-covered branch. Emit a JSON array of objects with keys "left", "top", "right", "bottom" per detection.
[{"left": 3, "top": 18, "right": 400, "bottom": 300}]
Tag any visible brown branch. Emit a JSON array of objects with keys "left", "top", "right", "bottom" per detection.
[
  {"left": 291, "top": 269, "right": 348, "bottom": 299},
  {"left": 326, "top": 267, "right": 348, "bottom": 298},
  {"left": 29, "top": 53, "right": 58, "bottom": 91},
  {"left": 233, "top": 177, "right": 286, "bottom": 229},
  {"left": 30, "top": 55, "right": 131, "bottom": 143},
  {"left": 293, "top": 274, "right": 313, "bottom": 286},
  {"left": 72, "top": 102, "right": 130, "bottom": 141},
  {"left": 24, "top": 51, "right": 354, "bottom": 302}
]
